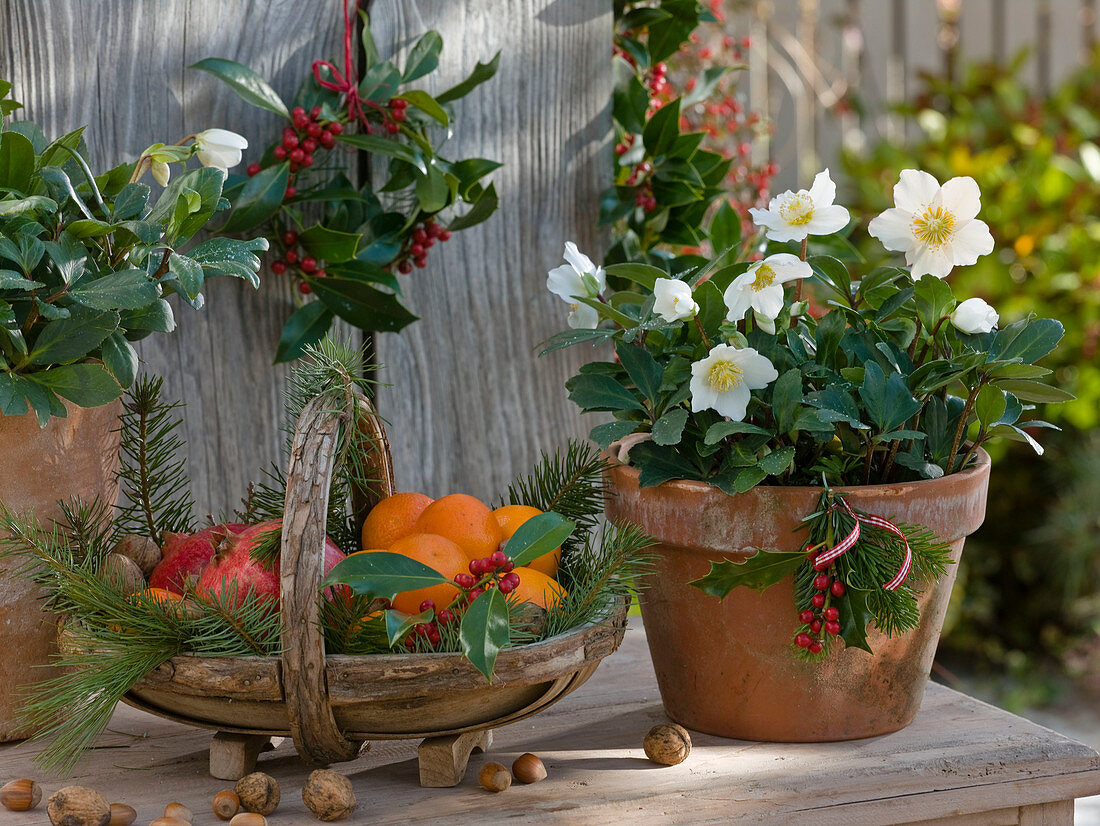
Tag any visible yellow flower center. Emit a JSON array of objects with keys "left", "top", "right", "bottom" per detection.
[
  {"left": 751, "top": 264, "right": 777, "bottom": 291},
  {"left": 778, "top": 193, "right": 815, "bottom": 226},
  {"left": 707, "top": 360, "right": 744, "bottom": 392},
  {"left": 912, "top": 205, "right": 956, "bottom": 248}
]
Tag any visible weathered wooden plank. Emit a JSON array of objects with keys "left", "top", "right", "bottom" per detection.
[
  {"left": 0, "top": 1, "right": 351, "bottom": 517},
  {"left": 2, "top": 619, "right": 1099, "bottom": 825},
  {"left": 367, "top": 0, "right": 613, "bottom": 502}
]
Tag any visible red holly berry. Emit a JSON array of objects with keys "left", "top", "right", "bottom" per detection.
[
  {"left": 413, "top": 256, "right": 427, "bottom": 269},
  {"left": 437, "top": 609, "right": 454, "bottom": 625},
  {"left": 811, "top": 593, "right": 826, "bottom": 609},
  {"left": 307, "top": 122, "right": 323, "bottom": 138},
  {"left": 810, "top": 619, "right": 822, "bottom": 634},
  {"left": 643, "top": 196, "right": 658, "bottom": 212},
  {"left": 831, "top": 581, "right": 846, "bottom": 597},
  {"left": 300, "top": 256, "right": 317, "bottom": 273},
  {"left": 812, "top": 556, "right": 831, "bottom": 571},
  {"left": 813, "top": 574, "right": 830, "bottom": 591},
  {"left": 808, "top": 641, "right": 823, "bottom": 654},
  {"left": 439, "top": 229, "right": 451, "bottom": 242},
  {"left": 293, "top": 112, "right": 310, "bottom": 129},
  {"left": 794, "top": 633, "right": 812, "bottom": 649},
  {"left": 310, "top": 105, "right": 322, "bottom": 119},
  {"left": 285, "top": 250, "right": 299, "bottom": 265},
  {"left": 246, "top": 163, "right": 261, "bottom": 177},
  {"left": 490, "top": 550, "right": 508, "bottom": 569},
  {"left": 319, "top": 130, "right": 336, "bottom": 149},
  {"left": 273, "top": 145, "right": 287, "bottom": 160},
  {"left": 385, "top": 122, "right": 400, "bottom": 135},
  {"left": 302, "top": 138, "right": 318, "bottom": 153},
  {"left": 271, "top": 261, "right": 287, "bottom": 275},
  {"left": 823, "top": 606, "right": 839, "bottom": 621},
  {"left": 419, "top": 600, "right": 436, "bottom": 613},
  {"left": 427, "top": 627, "right": 441, "bottom": 644},
  {"left": 468, "top": 587, "right": 485, "bottom": 601},
  {"left": 390, "top": 98, "right": 408, "bottom": 110},
  {"left": 282, "top": 128, "right": 299, "bottom": 146},
  {"left": 615, "top": 143, "right": 629, "bottom": 156},
  {"left": 799, "top": 610, "right": 814, "bottom": 624},
  {"left": 291, "top": 105, "right": 306, "bottom": 119},
  {"left": 301, "top": 153, "right": 314, "bottom": 168},
  {"left": 284, "top": 185, "right": 297, "bottom": 199},
  {"left": 504, "top": 571, "right": 521, "bottom": 588},
  {"left": 453, "top": 573, "right": 475, "bottom": 588},
  {"left": 469, "top": 558, "right": 484, "bottom": 576},
  {"left": 825, "top": 620, "right": 841, "bottom": 635},
  {"left": 327, "top": 121, "right": 344, "bottom": 135},
  {"left": 282, "top": 230, "right": 298, "bottom": 246},
  {"left": 397, "top": 260, "right": 413, "bottom": 274},
  {"left": 409, "top": 243, "right": 425, "bottom": 258},
  {"left": 289, "top": 148, "right": 305, "bottom": 164},
  {"left": 501, "top": 560, "right": 514, "bottom": 573},
  {"left": 391, "top": 108, "right": 407, "bottom": 123},
  {"left": 314, "top": 269, "right": 326, "bottom": 279},
  {"left": 412, "top": 227, "right": 429, "bottom": 244},
  {"left": 499, "top": 579, "right": 516, "bottom": 594},
  {"left": 298, "top": 281, "right": 311, "bottom": 294}
]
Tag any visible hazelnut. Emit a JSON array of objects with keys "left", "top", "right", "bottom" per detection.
[
  {"left": 46, "top": 785, "right": 111, "bottom": 826},
  {"left": 643, "top": 723, "right": 692, "bottom": 765},
  {"left": 1, "top": 779, "right": 42, "bottom": 811},
  {"left": 234, "top": 772, "right": 280, "bottom": 815},
  {"left": 212, "top": 790, "right": 240, "bottom": 820},
  {"left": 228, "top": 814, "right": 266, "bottom": 826},
  {"left": 511, "top": 753, "right": 547, "bottom": 784},
  {"left": 478, "top": 762, "right": 512, "bottom": 793},
  {"left": 301, "top": 769, "right": 355, "bottom": 821},
  {"left": 99, "top": 553, "right": 146, "bottom": 594},
  {"left": 164, "top": 802, "right": 193, "bottom": 823},
  {"left": 149, "top": 819, "right": 189, "bottom": 826},
  {"left": 112, "top": 533, "right": 161, "bottom": 576},
  {"left": 108, "top": 803, "right": 137, "bottom": 826}
]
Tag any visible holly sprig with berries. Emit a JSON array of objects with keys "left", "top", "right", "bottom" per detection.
[
  {"left": 192, "top": 11, "right": 500, "bottom": 362},
  {"left": 605, "top": 0, "right": 770, "bottom": 274},
  {"left": 691, "top": 489, "right": 952, "bottom": 661}
]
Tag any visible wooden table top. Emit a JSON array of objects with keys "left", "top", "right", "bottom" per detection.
[{"left": 3, "top": 619, "right": 1099, "bottom": 825}]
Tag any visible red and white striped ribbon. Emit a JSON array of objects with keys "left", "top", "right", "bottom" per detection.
[{"left": 812, "top": 499, "right": 913, "bottom": 591}]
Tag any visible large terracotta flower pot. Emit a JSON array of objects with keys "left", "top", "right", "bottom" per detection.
[
  {"left": 604, "top": 450, "right": 991, "bottom": 742},
  {"left": 0, "top": 399, "right": 123, "bottom": 741}
]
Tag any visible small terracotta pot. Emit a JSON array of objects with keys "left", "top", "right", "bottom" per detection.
[
  {"left": 0, "top": 399, "right": 123, "bottom": 741},
  {"left": 605, "top": 450, "right": 990, "bottom": 742}
]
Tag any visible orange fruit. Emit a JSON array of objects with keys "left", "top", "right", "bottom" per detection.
[
  {"left": 509, "top": 567, "right": 566, "bottom": 610},
  {"left": 413, "top": 494, "right": 503, "bottom": 561},
  {"left": 136, "top": 587, "right": 184, "bottom": 606},
  {"left": 375, "top": 533, "right": 468, "bottom": 615},
  {"left": 362, "top": 492, "right": 434, "bottom": 550},
  {"left": 493, "top": 504, "right": 561, "bottom": 579}
]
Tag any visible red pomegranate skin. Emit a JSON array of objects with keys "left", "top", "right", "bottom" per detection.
[
  {"left": 196, "top": 519, "right": 346, "bottom": 610},
  {"left": 150, "top": 523, "right": 247, "bottom": 594}
]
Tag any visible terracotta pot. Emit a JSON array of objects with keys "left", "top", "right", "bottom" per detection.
[
  {"left": 0, "top": 399, "right": 123, "bottom": 741},
  {"left": 605, "top": 450, "right": 991, "bottom": 742}
]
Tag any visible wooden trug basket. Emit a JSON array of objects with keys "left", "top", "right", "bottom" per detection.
[{"left": 118, "top": 392, "right": 629, "bottom": 786}]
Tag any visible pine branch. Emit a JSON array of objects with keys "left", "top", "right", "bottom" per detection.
[{"left": 115, "top": 377, "right": 195, "bottom": 542}]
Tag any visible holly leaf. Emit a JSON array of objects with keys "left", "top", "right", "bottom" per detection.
[
  {"left": 507, "top": 512, "right": 574, "bottom": 567},
  {"left": 459, "top": 587, "right": 509, "bottom": 682},
  {"left": 384, "top": 608, "right": 434, "bottom": 647},
  {"left": 837, "top": 587, "right": 874, "bottom": 654},
  {"left": 274, "top": 301, "right": 334, "bottom": 364},
  {"left": 322, "top": 551, "right": 450, "bottom": 601},
  {"left": 191, "top": 57, "right": 289, "bottom": 118},
  {"left": 690, "top": 549, "right": 804, "bottom": 598}
]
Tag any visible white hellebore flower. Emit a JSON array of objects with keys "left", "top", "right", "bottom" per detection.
[
  {"left": 951, "top": 297, "right": 999, "bottom": 334},
  {"left": 748, "top": 169, "right": 850, "bottom": 242},
  {"left": 546, "top": 241, "right": 607, "bottom": 329},
  {"left": 723, "top": 253, "right": 812, "bottom": 328},
  {"left": 653, "top": 278, "right": 698, "bottom": 322},
  {"left": 193, "top": 128, "right": 248, "bottom": 172},
  {"left": 150, "top": 160, "right": 171, "bottom": 187},
  {"left": 689, "top": 344, "right": 778, "bottom": 422},
  {"left": 867, "top": 170, "right": 995, "bottom": 279}
]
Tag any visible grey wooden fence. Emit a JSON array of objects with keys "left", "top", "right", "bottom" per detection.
[
  {"left": 732, "top": 0, "right": 1099, "bottom": 191},
  {"left": 1, "top": 0, "right": 609, "bottom": 513}
]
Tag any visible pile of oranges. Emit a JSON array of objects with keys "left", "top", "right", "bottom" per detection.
[{"left": 357, "top": 493, "right": 566, "bottom": 616}]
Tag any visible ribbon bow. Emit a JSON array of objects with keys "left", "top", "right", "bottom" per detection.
[
  {"left": 811, "top": 498, "right": 912, "bottom": 591},
  {"left": 312, "top": 0, "right": 369, "bottom": 131}
]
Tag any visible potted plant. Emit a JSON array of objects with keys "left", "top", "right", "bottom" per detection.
[
  {"left": 0, "top": 79, "right": 266, "bottom": 739},
  {"left": 542, "top": 168, "right": 1069, "bottom": 741}
]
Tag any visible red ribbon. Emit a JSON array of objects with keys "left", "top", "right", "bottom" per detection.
[
  {"left": 812, "top": 499, "right": 912, "bottom": 591},
  {"left": 312, "top": 0, "right": 369, "bottom": 131}
]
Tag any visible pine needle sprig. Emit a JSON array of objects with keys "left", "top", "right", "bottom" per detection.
[
  {"left": 237, "top": 464, "right": 289, "bottom": 525},
  {"left": 115, "top": 376, "right": 195, "bottom": 542},
  {"left": 503, "top": 440, "right": 607, "bottom": 558},
  {"left": 538, "top": 521, "right": 653, "bottom": 640}
]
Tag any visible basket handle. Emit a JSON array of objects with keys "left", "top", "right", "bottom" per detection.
[{"left": 279, "top": 389, "right": 395, "bottom": 765}]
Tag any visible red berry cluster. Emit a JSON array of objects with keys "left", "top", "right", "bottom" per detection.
[
  {"left": 403, "top": 551, "right": 522, "bottom": 652},
  {"left": 246, "top": 105, "right": 344, "bottom": 202},
  {"left": 269, "top": 230, "right": 326, "bottom": 294},
  {"left": 383, "top": 97, "right": 408, "bottom": 135},
  {"left": 794, "top": 572, "right": 846, "bottom": 654},
  {"left": 395, "top": 218, "right": 451, "bottom": 274},
  {"left": 623, "top": 160, "right": 657, "bottom": 213},
  {"left": 647, "top": 61, "right": 669, "bottom": 95}
]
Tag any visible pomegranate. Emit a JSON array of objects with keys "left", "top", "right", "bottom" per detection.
[
  {"left": 195, "top": 519, "right": 346, "bottom": 610},
  {"left": 150, "top": 523, "right": 247, "bottom": 595}
]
